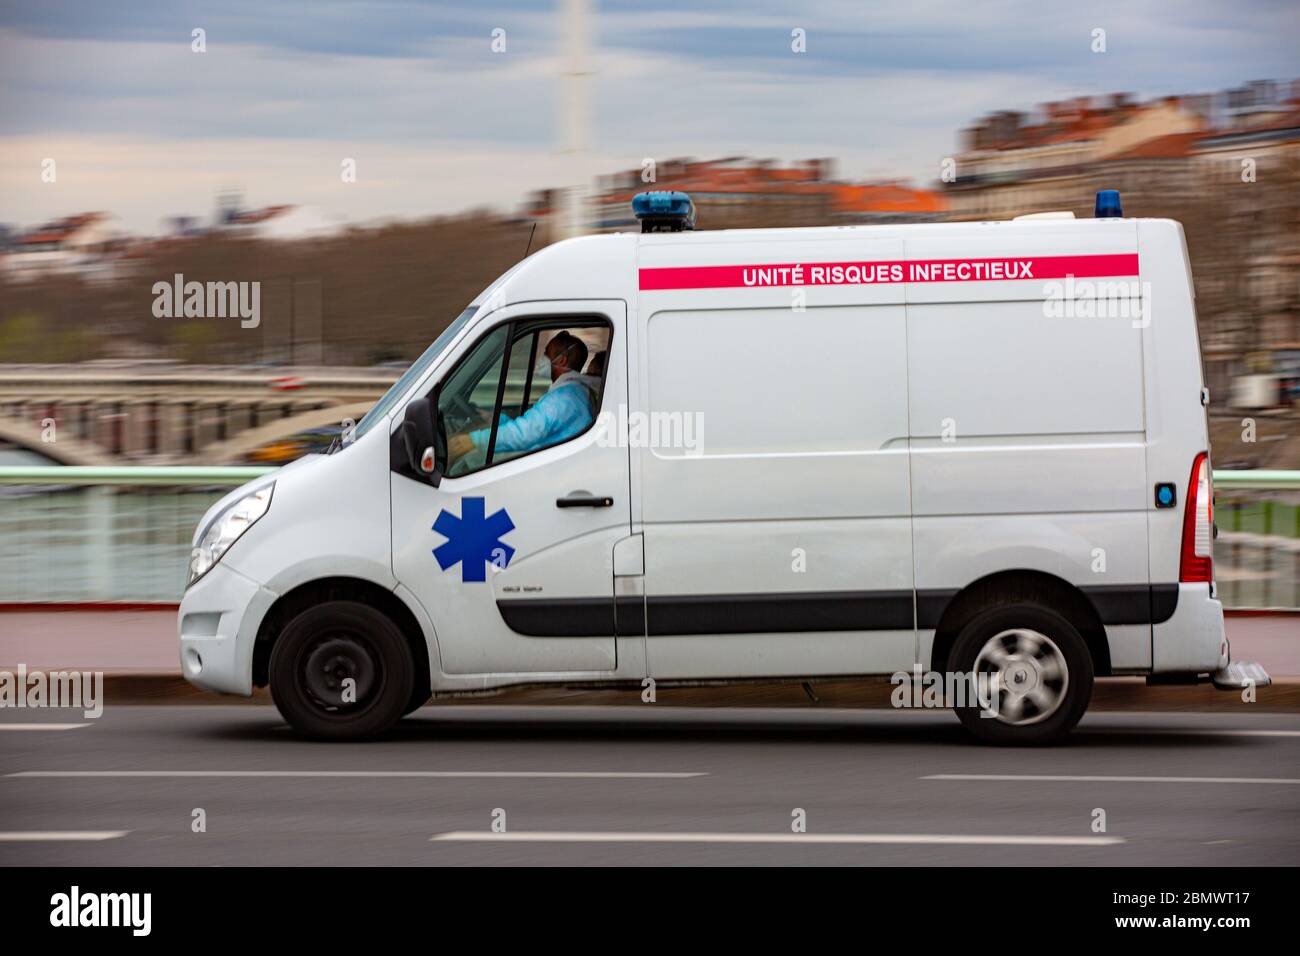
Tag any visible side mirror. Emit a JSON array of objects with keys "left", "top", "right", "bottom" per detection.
[{"left": 393, "top": 397, "right": 441, "bottom": 485}]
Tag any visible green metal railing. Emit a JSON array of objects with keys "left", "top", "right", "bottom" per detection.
[
  {"left": 0, "top": 466, "right": 1297, "bottom": 607},
  {"left": 0, "top": 468, "right": 273, "bottom": 602},
  {"left": 1213, "top": 473, "right": 1300, "bottom": 608},
  {"left": 0, "top": 466, "right": 274, "bottom": 486},
  {"left": 1212, "top": 470, "right": 1300, "bottom": 490}
]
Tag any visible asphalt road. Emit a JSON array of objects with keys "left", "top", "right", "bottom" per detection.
[{"left": 1, "top": 705, "right": 1298, "bottom": 866}]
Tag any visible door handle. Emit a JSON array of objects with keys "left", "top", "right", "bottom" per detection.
[{"left": 556, "top": 492, "right": 614, "bottom": 508}]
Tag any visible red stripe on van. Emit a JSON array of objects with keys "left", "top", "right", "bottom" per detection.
[{"left": 638, "top": 253, "right": 1140, "bottom": 291}]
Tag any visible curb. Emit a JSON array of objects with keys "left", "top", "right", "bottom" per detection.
[{"left": 21, "top": 672, "right": 1300, "bottom": 713}]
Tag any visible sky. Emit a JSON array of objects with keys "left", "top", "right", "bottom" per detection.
[{"left": 1, "top": 0, "right": 1297, "bottom": 233}]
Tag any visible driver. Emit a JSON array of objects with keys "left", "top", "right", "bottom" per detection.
[{"left": 448, "top": 331, "right": 598, "bottom": 461}]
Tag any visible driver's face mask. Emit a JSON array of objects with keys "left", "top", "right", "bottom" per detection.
[{"left": 534, "top": 355, "right": 553, "bottom": 380}]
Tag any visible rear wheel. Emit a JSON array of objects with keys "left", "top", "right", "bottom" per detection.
[
  {"left": 269, "top": 601, "right": 414, "bottom": 740},
  {"left": 948, "top": 603, "right": 1093, "bottom": 745}
]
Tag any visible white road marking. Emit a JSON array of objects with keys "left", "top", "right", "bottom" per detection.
[
  {"left": 6, "top": 770, "right": 705, "bottom": 779},
  {"left": 431, "top": 830, "right": 1123, "bottom": 846},
  {"left": 926, "top": 773, "right": 1300, "bottom": 785},
  {"left": 0, "top": 724, "right": 92, "bottom": 731},
  {"left": 0, "top": 831, "right": 127, "bottom": 842}
]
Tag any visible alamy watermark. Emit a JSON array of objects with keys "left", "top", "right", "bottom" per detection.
[
  {"left": 0, "top": 665, "right": 103, "bottom": 718},
  {"left": 152, "top": 273, "right": 261, "bottom": 328},
  {"left": 50, "top": 886, "right": 150, "bottom": 936},
  {"left": 890, "top": 666, "right": 1001, "bottom": 717},
  {"left": 1042, "top": 275, "right": 1152, "bottom": 328},
  {"left": 595, "top": 403, "right": 705, "bottom": 455}
]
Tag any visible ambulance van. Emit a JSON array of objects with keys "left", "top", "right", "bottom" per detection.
[{"left": 178, "top": 189, "right": 1269, "bottom": 744}]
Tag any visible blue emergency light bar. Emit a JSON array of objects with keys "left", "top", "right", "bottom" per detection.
[
  {"left": 1095, "top": 189, "right": 1123, "bottom": 218},
  {"left": 632, "top": 191, "right": 696, "bottom": 232}
]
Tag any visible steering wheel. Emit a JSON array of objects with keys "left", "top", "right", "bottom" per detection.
[{"left": 442, "top": 394, "right": 479, "bottom": 433}]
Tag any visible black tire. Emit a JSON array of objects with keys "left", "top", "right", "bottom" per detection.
[
  {"left": 403, "top": 687, "right": 431, "bottom": 717},
  {"left": 269, "top": 601, "right": 415, "bottom": 740},
  {"left": 948, "top": 603, "right": 1093, "bottom": 745}
]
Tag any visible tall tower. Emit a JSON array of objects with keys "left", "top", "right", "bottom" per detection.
[{"left": 557, "top": 0, "right": 592, "bottom": 239}]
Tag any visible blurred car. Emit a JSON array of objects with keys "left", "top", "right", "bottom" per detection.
[{"left": 245, "top": 426, "right": 342, "bottom": 465}]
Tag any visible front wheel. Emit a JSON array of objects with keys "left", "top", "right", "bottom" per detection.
[
  {"left": 948, "top": 603, "right": 1093, "bottom": 745},
  {"left": 269, "top": 601, "right": 415, "bottom": 740},
  {"left": 403, "top": 688, "right": 431, "bottom": 717}
]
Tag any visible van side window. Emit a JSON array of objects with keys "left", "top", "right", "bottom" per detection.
[{"left": 438, "top": 319, "right": 610, "bottom": 477}]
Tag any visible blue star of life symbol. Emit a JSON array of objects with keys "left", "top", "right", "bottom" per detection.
[{"left": 432, "top": 497, "right": 516, "bottom": 582}]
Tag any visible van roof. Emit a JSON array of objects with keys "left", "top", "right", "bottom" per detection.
[
  {"left": 482, "top": 216, "right": 1174, "bottom": 308},
  {"left": 629, "top": 215, "right": 1156, "bottom": 245}
]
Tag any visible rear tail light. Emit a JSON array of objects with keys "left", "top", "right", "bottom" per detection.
[{"left": 1179, "top": 452, "right": 1213, "bottom": 583}]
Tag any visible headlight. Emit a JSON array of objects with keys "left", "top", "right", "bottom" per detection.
[{"left": 187, "top": 484, "right": 274, "bottom": 587}]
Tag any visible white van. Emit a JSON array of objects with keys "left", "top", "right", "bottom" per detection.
[{"left": 178, "top": 190, "right": 1268, "bottom": 744}]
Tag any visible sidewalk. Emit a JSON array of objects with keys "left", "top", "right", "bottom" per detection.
[
  {"left": 1, "top": 608, "right": 1296, "bottom": 710},
  {"left": 1, "top": 609, "right": 180, "bottom": 671},
  {"left": 1, "top": 608, "right": 1296, "bottom": 674}
]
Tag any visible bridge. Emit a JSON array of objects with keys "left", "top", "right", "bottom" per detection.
[{"left": 0, "top": 363, "right": 398, "bottom": 464}]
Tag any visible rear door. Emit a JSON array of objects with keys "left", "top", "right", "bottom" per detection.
[{"left": 903, "top": 225, "right": 1153, "bottom": 671}]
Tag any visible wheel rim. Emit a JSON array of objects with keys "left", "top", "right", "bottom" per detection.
[
  {"left": 300, "top": 632, "right": 379, "bottom": 713},
  {"left": 973, "top": 628, "right": 1069, "bottom": 726}
]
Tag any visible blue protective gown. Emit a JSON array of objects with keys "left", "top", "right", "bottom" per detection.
[{"left": 470, "top": 372, "right": 597, "bottom": 454}]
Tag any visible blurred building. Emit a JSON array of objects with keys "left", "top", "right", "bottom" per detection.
[
  {"left": 525, "top": 157, "right": 947, "bottom": 235},
  {"left": 219, "top": 203, "right": 339, "bottom": 241},
  {"left": 945, "top": 81, "right": 1300, "bottom": 403},
  {"left": 1192, "top": 105, "right": 1300, "bottom": 381},
  {"left": 591, "top": 158, "right": 837, "bottom": 230},
  {"left": 1, "top": 212, "right": 125, "bottom": 282},
  {"left": 945, "top": 94, "right": 1205, "bottom": 220},
  {"left": 830, "top": 181, "right": 949, "bottom": 224},
  {"left": 1102, "top": 108, "right": 1300, "bottom": 396}
]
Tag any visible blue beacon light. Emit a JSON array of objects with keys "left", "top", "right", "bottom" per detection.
[
  {"left": 632, "top": 191, "right": 697, "bottom": 232},
  {"left": 1095, "top": 189, "right": 1123, "bottom": 218}
]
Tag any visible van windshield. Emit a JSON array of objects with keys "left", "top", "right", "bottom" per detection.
[{"left": 349, "top": 306, "right": 477, "bottom": 443}]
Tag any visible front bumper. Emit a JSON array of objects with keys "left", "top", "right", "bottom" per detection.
[{"left": 177, "top": 563, "right": 278, "bottom": 696}]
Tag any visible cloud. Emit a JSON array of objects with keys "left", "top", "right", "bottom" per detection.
[
  {"left": 0, "top": 133, "right": 596, "bottom": 232},
  {"left": 0, "top": 0, "right": 1295, "bottom": 231}
]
